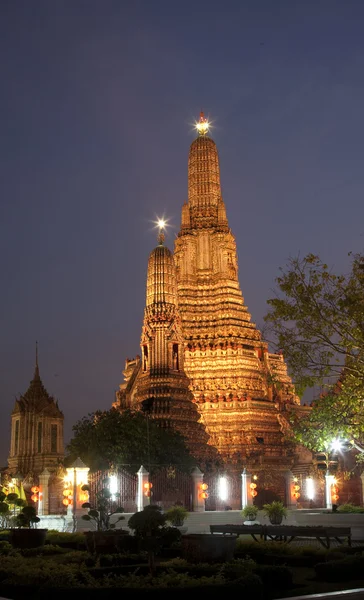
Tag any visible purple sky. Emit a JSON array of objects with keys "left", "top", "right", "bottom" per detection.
[{"left": 1, "top": 0, "right": 364, "bottom": 465}]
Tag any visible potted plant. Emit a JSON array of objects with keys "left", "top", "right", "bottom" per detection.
[
  {"left": 10, "top": 505, "right": 47, "bottom": 549},
  {"left": 81, "top": 478, "right": 126, "bottom": 553},
  {"left": 165, "top": 504, "right": 188, "bottom": 533},
  {"left": 262, "top": 501, "right": 288, "bottom": 525},
  {"left": 241, "top": 504, "right": 259, "bottom": 523}
]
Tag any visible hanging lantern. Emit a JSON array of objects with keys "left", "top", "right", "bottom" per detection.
[
  {"left": 31, "top": 494, "right": 38, "bottom": 502},
  {"left": 332, "top": 484, "right": 339, "bottom": 502},
  {"left": 62, "top": 498, "right": 69, "bottom": 506},
  {"left": 199, "top": 482, "right": 209, "bottom": 499},
  {"left": 143, "top": 482, "right": 153, "bottom": 497},
  {"left": 250, "top": 482, "right": 258, "bottom": 498},
  {"left": 31, "top": 486, "right": 40, "bottom": 494}
]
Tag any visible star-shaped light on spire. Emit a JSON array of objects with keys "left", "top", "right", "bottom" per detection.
[
  {"left": 195, "top": 111, "right": 210, "bottom": 136},
  {"left": 152, "top": 216, "right": 169, "bottom": 245}
]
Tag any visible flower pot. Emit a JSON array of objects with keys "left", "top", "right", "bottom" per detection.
[
  {"left": 269, "top": 514, "right": 283, "bottom": 525},
  {"left": 10, "top": 528, "right": 47, "bottom": 549}
]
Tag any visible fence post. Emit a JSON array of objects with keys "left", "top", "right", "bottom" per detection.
[
  {"left": 38, "top": 468, "right": 50, "bottom": 515},
  {"left": 136, "top": 465, "right": 150, "bottom": 512},
  {"left": 241, "top": 468, "right": 253, "bottom": 508},
  {"left": 191, "top": 466, "right": 205, "bottom": 512},
  {"left": 325, "top": 470, "right": 333, "bottom": 510}
]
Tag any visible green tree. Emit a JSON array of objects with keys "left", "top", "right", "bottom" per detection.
[
  {"left": 66, "top": 408, "right": 196, "bottom": 473},
  {"left": 264, "top": 252, "right": 364, "bottom": 455}
]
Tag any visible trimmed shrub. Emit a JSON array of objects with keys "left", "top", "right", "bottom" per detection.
[
  {"left": 337, "top": 503, "right": 364, "bottom": 514},
  {"left": 254, "top": 564, "right": 293, "bottom": 589},
  {"left": 315, "top": 556, "right": 364, "bottom": 582},
  {"left": 46, "top": 531, "right": 86, "bottom": 548}
]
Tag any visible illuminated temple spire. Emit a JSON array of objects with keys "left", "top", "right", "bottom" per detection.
[
  {"left": 116, "top": 223, "right": 212, "bottom": 460},
  {"left": 174, "top": 111, "right": 300, "bottom": 467},
  {"left": 182, "top": 111, "right": 228, "bottom": 230}
]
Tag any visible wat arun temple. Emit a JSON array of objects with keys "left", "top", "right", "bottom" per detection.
[{"left": 113, "top": 113, "right": 309, "bottom": 483}]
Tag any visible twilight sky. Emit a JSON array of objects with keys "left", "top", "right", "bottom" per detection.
[{"left": 1, "top": 0, "right": 364, "bottom": 466}]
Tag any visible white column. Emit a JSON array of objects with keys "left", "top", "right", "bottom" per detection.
[
  {"left": 191, "top": 466, "right": 205, "bottom": 512},
  {"left": 136, "top": 465, "right": 150, "bottom": 512},
  {"left": 325, "top": 470, "right": 333, "bottom": 510},
  {"left": 241, "top": 468, "right": 253, "bottom": 508},
  {"left": 360, "top": 473, "right": 364, "bottom": 506}
]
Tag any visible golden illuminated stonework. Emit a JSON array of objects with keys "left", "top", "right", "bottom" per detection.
[
  {"left": 174, "top": 117, "right": 301, "bottom": 470},
  {"left": 115, "top": 115, "right": 303, "bottom": 475},
  {"left": 114, "top": 226, "right": 212, "bottom": 461}
]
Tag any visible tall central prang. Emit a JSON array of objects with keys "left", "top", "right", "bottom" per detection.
[{"left": 174, "top": 113, "right": 300, "bottom": 470}]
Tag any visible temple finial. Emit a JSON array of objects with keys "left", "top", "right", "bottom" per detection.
[
  {"left": 34, "top": 341, "right": 40, "bottom": 380},
  {"left": 195, "top": 111, "right": 209, "bottom": 136},
  {"left": 157, "top": 219, "right": 166, "bottom": 245}
]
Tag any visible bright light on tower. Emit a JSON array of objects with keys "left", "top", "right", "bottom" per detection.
[
  {"left": 158, "top": 219, "right": 166, "bottom": 230},
  {"left": 218, "top": 476, "right": 228, "bottom": 502}
]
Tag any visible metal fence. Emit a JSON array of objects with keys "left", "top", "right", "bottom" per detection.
[
  {"left": 150, "top": 467, "right": 194, "bottom": 511},
  {"left": 88, "top": 468, "right": 138, "bottom": 514}
]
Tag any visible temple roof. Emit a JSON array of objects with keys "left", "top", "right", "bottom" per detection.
[{"left": 12, "top": 349, "right": 63, "bottom": 418}]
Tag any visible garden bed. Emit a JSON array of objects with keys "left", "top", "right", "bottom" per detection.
[{"left": 0, "top": 535, "right": 363, "bottom": 599}]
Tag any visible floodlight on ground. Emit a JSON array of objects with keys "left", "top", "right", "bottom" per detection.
[
  {"left": 306, "top": 477, "right": 315, "bottom": 500},
  {"left": 109, "top": 474, "right": 118, "bottom": 501},
  {"left": 218, "top": 476, "right": 228, "bottom": 501}
]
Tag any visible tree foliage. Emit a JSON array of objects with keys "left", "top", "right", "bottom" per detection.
[
  {"left": 66, "top": 408, "right": 196, "bottom": 473},
  {"left": 264, "top": 252, "right": 364, "bottom": 454}
]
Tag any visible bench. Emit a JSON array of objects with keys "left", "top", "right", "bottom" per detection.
[{"left": 210, "top": 524, "right": 351, "bottom": 548}]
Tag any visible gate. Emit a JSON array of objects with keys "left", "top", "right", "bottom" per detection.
[
  {"left": 88, "top": 468, "right": 138, "bottom": 514},
  {"left": 150, "top": 467, "right": 193, "bottom": 510},
  {"left": 204, "top": 472, "right": 241, "bottom": 511}
]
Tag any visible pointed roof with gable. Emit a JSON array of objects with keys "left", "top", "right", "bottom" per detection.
[{"left": 12, "top": 344, "right": 63, "bottom": 418}]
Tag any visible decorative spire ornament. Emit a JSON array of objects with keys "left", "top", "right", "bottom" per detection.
[{"left": 195, "top": 111, "right": 210, "bottom": 136}]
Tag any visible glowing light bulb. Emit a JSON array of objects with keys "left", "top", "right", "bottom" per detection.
[
  {"left": 195, "top": 111, "right": 210, "bottom": 135},
  {"left": 158, "top": 219, "right": 166, "bottom": 230},
  {"left": 331, "top": 438, "right": 343, "bottom": 453}
]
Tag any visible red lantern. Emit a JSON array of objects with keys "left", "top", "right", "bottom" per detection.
[
  {"left": 62, "top": 498, "right": 69, "bottom": 506},
  {"left": 144, "top": 482, "right": 153, "bottom": 497},
  {"left": 31, "top": 486, "right": 39, "bottom": 494},
  {"left": 201, "top": 491, "right": 209, "bottom": 499},
  {"left": 31, "top": 494, "right": 38, "bottom": 502}
]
